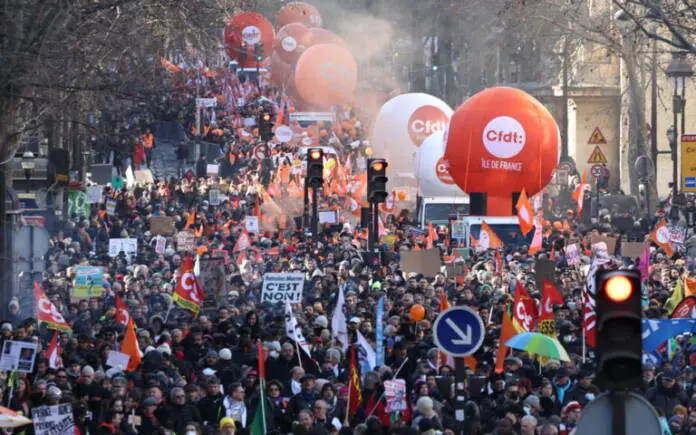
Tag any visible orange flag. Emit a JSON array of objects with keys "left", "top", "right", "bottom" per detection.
[
  {"left": 477, "top": 221, "right": 503, "bottom": 250},
  {"left": 649, "top": 219, "right": 674, "bottom": 257},
  {"left": 516, "top": 188, "right": 534, "bottom": 237},
  {"left": 427, "top": 222, "right": 437, "bottom": 249},
  {"left": 684, "top": 276, "right": 696, "bottom": 297},
  {"left": 496, "top": 312, "right": 516, "bottom": 373},
  {"left": 121, "top": 317, "right": 142, "bottom": 371},
  {"left": 528, "top": 222, "right": 543, "bottom": 255},
  {"left": 571, "top": 170, "right": 590, "bottom": 213}
]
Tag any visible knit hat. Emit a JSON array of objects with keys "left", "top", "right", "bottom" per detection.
[
  {"left": 416, "top": 396, "right": 436, "bottom": 418},
  {"left": 563, "top": 401, "right": 582, "bottom": 414},
  {"left": 219, "top": 417, "right": 236, "bottom": 429},
  {"left": 219, "top": 348, "right": 232, "bottom": 361}
]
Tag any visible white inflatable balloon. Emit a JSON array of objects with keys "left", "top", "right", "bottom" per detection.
[
  {"left": 370, "top": 93, "right": 452, "bottom": 181},
  {"left": 415, "top": 131, "right": 466, "bottom": 197}
]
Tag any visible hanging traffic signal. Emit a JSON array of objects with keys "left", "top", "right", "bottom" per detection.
[
  {"left": 595, "top": 270, "right": 642, "bottom": 390},
  {"left": 259, "top": 111, "right": 273, "bottom": 141},
  {"left": 306, "top": 148, "right": 324, "bottom": 188},
  {"left": 254, "top": 43, "right": 264, "bottom": 61},
  {"left": 367, "top": 158, "right": 388, "bottom": 203}
]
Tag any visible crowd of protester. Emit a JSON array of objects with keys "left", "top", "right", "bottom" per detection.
[{"left": 3, "top": 67, "right": 696, "bottom": 435}]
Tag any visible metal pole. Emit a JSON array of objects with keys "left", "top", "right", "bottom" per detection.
[
  {"left": 682, "top": 83, "right": 687, "bottom": 135},
  {"left": 367, "top": 203, "right": 375, "bottom": 251},
  {"left": 673, "top": 90, "right": 680, "bottom": 201},
  {"left": 650, "top": 40, "right": 658, "bottom": 168},
  {"left": 303, "top": 181, "right": 309, "bottom": 229},
  {"left": 372, "top": 202, "right": 379, "bottom": 251},
  {"left": 611, "top": 390, "right": 627, "bottom": 435},
  {"left": 561, "top": 38, "right": 570, "bottom": 160},
  {"left": 596, "top": 177, "right": 600, "bottom": 223},
  {"left": 311, "top": 187, "right": 318, "bottom": 244},
  {"left": 0, "top": 164, "right": 8, "bottom": 320}
]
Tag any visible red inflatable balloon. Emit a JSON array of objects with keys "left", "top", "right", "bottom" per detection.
[
  {"left": 444, "top": 87, "right": 559, "bottom": 197},
  {"left": 274, "top": 23, "right": 309, "bottom": 64},
  {"left": 294, "top": 44, "right": 357, "bottom": 108},
  {"left": 224, "top": 12, "right": 276, "bottom": 69},
  {"left": 269, "top": 52, "right": 292, "bottom": 86},
  {"left": 276, "top": 2, "right": 322, "bottom": 28},
  {"left": 301, "top": 28, "right": 349, "bottom": 50}
]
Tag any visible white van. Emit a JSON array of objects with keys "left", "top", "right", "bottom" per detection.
[
  {"left": 416, "top": 195, "right": 470, "bottom": 227},
  {"left": 455, "top": 216, "right": 533, "bottom": 249}
]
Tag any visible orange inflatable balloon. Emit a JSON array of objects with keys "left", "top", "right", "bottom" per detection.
[
  {"left": 444, "top": 87, "right": 559, "bottom": 197},
  {"left": 301, "top": 28, "right": 349, "bottom": 50},
  {"left": 294, "top": 44, "right": 357, "bottom": 108},
  {"left": 274, "top": 23, "right": 309, "bottom": 64},
  {"left": 409, "top": 304, "right": 426, "bottom": 322},
  {"left": 224, "top": 12, "right": 276, "bottom": 69},
  {"left": 276, "top": 2, "right": 322, "bottom": 28}
]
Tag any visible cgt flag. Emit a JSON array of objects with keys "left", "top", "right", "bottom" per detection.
[
  {"left": 173, "top": 256, "right": 205, "bottom": 314},
  {"left": 34, "top": 282, "right": 72, "bottom": 332},
  {"left": 114, "top": 295, "right": 130, "bottom": 327}
]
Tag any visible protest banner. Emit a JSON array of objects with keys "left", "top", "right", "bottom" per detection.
[
  {"left": 108, "top": 238, "right": 137, "bottom": 257},
  {"left": 399, "top": 249, "right": 441, "bottom": 278},
  {"left": 564, "top": 244, "right": 581, "bottom": 266},
  {"left": 670, "top": 226, "right": 687, "bottom": 245},
  {"left": 384, "top": 379, "right": 407, "bottom": 412},
  {"left": 591, "top": 235, "right": 617, "bottom": 254},
  {"left": 72, "top": 266, "right": 105, "bottom": 299},
  {"left": 106, "top": 198, "right": 116, "bottom": 215},
  {"left": 0, "top": 340, "right": 38, "bottom": 373},
  {"left": 318, "top": 210, "right": 337, "bottom": 224},
  {"left": 261, "top": 273, "right": 305, "bottom": 303},
  {"left": 176, "top": 232, "right": 195, "bottom": 251},
  {"left": 106, "top": 351, "right": 130, "bottom": 371},
  {"left": 245, "top": 216, "right": 259, "bottom": 233},
  {"left": 149, "top": 216, "right": 176, "bottom": 235},
  {"left": 198, "top": 258, "right": 226, "bottom": 299},
  {"left": 32, "top": 404, "right": 74, "bottom": 435},
  {"left": 85, "top": 186, "right": 103, "bottom": 204},
  {"left": 621, "top": 242, "right": 646, "bottom": 259}
]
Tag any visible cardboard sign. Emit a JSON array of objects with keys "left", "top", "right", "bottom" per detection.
[
  {"left": 149, "top": 216, "right": 176, "bottom": 235},
  {"left": 85, "top": 186, "right": 103, "bottom": 204},
  {"left": 106, "top": 198, "right": 116, "bottom": 215},
  {"left": 206, "top": 164, "right": 219, "bottom": 175},
  {"left": 451, "top": 220, "right": 466, "bottom": 240},
  {"left": 154, "top": 236, "right": 167, "bottom": 255},
  {"left": 0, "top": 340, "right": 38, "bottom": 373},
  {"left": 72, "top": 266, "right": 105, "bottom": 299},
  {"left": 245, "top": 216, "right": 259, "bottom": 233},
  {"left": 212, "top": 248, "right": 230, "bottom": 264},
  {"left": 32, "top": 404, "right": 74, "bottom": 435},
  {"left": 176, "top": 232, "right": 195, "bottom": 251},
  {"left": 444, "top": 262, "right": 467, "bottom": 278},
  {"left": 106, "top": 351, "right": 130, "bottom": 371},
  {"left": 564, "top": 244, "right": 581, "bottom": 266},
  {"left": 209, "top": 188, "right": 221, "bottom": 206},
  {"left": 535, "top": 259, "right": 556, "bottom": 290},
  {"left": 399, "top": 248, "right": 441, "bottom": 278},
  {"left": 199, "top": 258, "right": 226, "bottom": 299},
  {"left": 670, "top": 226, "right": 687, "bottom": 245},
  {"left": 134, "top": 169, "right": 154, "bottom": 185},
  {"left": 318, "top": 210, "right": 338, "bottom": 224},
  {"left": 384, "top": 379, "right": 407, "bottom": 413},
  {"left": 621, "top": 242, "right": 646, "bottom": 259},
  {"left": 261, "top": 273, "right": 305, "bottom": 304},
  {"left": 591, "top": 235, "right": 617, "bottom": 254},
  {"left": 108, "top": 238, "right": 137, "bottom": 257}
]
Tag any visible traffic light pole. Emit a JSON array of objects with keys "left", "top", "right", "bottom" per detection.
[
  {"left": 372, "top": 202, "right": 379, "bottom": 251},
  {"left": 311, "top": 187, "right": 319, "bottom": 244},
  {"left": 611, "top": 390, "right": 627, "bottom": 435},
  {"left": 303, "top": 181, "right": 309, "bottom": 229}
]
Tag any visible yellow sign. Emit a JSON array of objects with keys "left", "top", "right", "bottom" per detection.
[
  {"left": 681, "top": 134, "right": 696, "bottom": 192},
  {"left": 587, "top": 127, "right": 607, "bottom": 145},
  {"left": 587, "top": 146, "right": 608, "bottom": 164}
]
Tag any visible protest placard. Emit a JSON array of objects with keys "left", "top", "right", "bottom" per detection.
[
  {"left": 72, "top": 266, "right": 105, "bottom": 299},
  {"left": 176, "top": 232, "right": 195, "bottom": 251},
  {"left": 106, "top": 351, "right": 130, "bottom": 371},
  {"left": 591, "top": 235, "right": 617, "bottom": 254},
  {"left": 32, "top": 404, "right": 74, "bottom": 435},
  {"left": 199, "top": 258, "right": 226, "bottom": 299},
  {"left": 245, "top": 216, "right": 259, "bottom": 233},
  {"left": 0, "top": 340, "right": 38, "bottom": 373},
  {"left": 399, "top": 249, "right": 441, "bottom": 278},
  {"left": 451, "top": 220, "right": 466, "bottom": 240},
  {"left": 261, "top": 273, "right": 305, "bottom": 303},
  {"left": 85, "top": 186, "right": 103, "bottom": 204},
  {"left": 564, "top": 244, "right": 581, "bottom": 266},
  {"left": 384, "top": 379, "right": 407, "bottom": 412},
  {"left": 149, "top": 216, "right": 176, "bottom": 235},
  {"left": 106, "top": 198, "right": 116, "bottom": 215},
  {"left": 621, "top": 242, "right": 646, "bottom": 259},
  {"left": 108, "top": 238, "right": 137, "bottom": 257},
  {"left": 209, "top": 188, "right": 221, "bottom": 206},
  {"left": 318, "top": 210, "right": 337, "bottom": 224}
]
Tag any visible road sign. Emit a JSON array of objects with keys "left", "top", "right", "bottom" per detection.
[
  {"left": 575, "top": 392, "right": 661, "bottom": 435},
  {"left": 587, "top": 127, "right": 608, "bottom": 144},
  {"left": 591, "top": 164, "right": 606, "bottom": 179},
  {"left": 253, "top": 144, "right": 266, "bottom": 160},
  {"left": 681, "top": 134, "right": 696, "bottom": 192},
  {"left": 587, "top": 146, "right": 608, "bottom": 164},
  {"left": 433, "top": 306, "right": 485, "bottom": 357}
]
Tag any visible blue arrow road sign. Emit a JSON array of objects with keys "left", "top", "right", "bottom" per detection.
[{"left": 433, "top": 306, "right": 485, "bottom": 357}]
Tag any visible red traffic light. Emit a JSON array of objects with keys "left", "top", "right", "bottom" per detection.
[
  {"left": 604, "top": 275, "right": 633, "bottom": 302},
  {"left": 370, "top": 161, "right": 385, "bottom": 172},
  {"left": 309, "top": 150, "right": 322, "bottom": 160},
  {"left": 263, "top": 114, "right": 271, "bottom": 121}
]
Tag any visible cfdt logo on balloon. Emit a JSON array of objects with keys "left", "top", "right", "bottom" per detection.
[
  {"left": 281, "top": 36, "right": 297, "bottom": 52},
  {"left": 482, "top": 116, "right": 526, "bottom": 159},
  {"left": 435, "top": 157, "right": 455, "bottom": 185},
  {"left": 242, "top": 26, "right": 262, "bottom": 44},
  {"left": 408, "top": 105, "right": 449, "bottom": 146}
]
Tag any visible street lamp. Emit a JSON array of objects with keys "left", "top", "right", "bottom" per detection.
[
  {"left": 20, "top": 151, "right": 35, "bottom": 184},
  {"left": 666, "top": 53, "right": 693, "bottom": 218}
]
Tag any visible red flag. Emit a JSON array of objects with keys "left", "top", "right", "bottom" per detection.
[
  {"left": 114, "top": 295, "right": 130, "bottom": 327},
  {"left": 495, "top": 251, "right": 503, "bottom": 273},
  {"left": 233, "top": 230, "right": 251, "bottom": 252},
  {"left": 348, "top": 344, "right": 362, "bottom": 418},
  {"left": 257, "top": 340, "right": 266, "bottom": 379},
  {"left": 47, "top": 331, "right": 62, "bottom": 369},
  {"left": 121, "top": 317, "right": 142, "bottom": 371},
  {"left": 172, "top": 256, "right": 204, "bottom": 314},
  {"left": 583, "top": 288, "right": 596, "bottom": 347},
  {"left": 34, "top": 282, "right": 71, "bottom": 332},
  {"left": 426, "top": 222, "right": 437, "bottom": 249},
  {"left": 540, "top": 280, "right": 563, "bottom": 321},
  {"left": 512, "top": 283, "right": 538, "bottom": 333}
]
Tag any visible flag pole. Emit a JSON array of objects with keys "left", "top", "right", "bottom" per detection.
[
  {"left": 581, "top": 277, "right": 587, "bottom": 364},
  {"left": 344, "top": 344, "right": 352, "bottom": 427},
  {"left": 259, "top": 341, "right": 267, "bottom": 435}
]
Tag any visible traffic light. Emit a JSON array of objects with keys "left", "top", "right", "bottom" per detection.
[
  {"left": 240, "top": 43, "right": 248, "bottom": 63},
  {"left": 306, "top": 148, "right": 324, "bottom": 188},
  {"left": 259, "top": 111, "right": 273, "bottom": 141},
  {"left": 367, "top": 158, "right": 388, "bottom": 203},
  {"left": 595, "top": 270, "right": 642, "bottom": 390},
  {"left": 254, "top": 43, "right": 264, "bottom": 61}
]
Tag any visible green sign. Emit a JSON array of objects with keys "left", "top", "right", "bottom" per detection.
[
  {"left": 111, "top": 176, "right": 125, "bottom": 190},
  {"left": 68, "top": 189, "right": 90, "bottom": 217}
]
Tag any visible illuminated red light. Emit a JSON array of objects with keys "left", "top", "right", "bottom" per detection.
[{"left": 604, "top": 276, "right": 633, "bottom": 302}]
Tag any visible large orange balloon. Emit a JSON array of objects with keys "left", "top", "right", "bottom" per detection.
[
  {"left": 294, "top": 44, "right": 357, "bottom": 108},
  {"left": 224, "top": 12, "right": 276, "bottom": 69},
  {"left": 301, "top": 28, "right": 349, "bottom": 50},
  {"left": 409, "top": 304, "right": 426, "bottom": 322},
  {"left": 444, "top": 87, "right": 560, "bottom": 197},
  {"left": 276, "top": 2, "right": 322, "bottom": 28},
  {"left": 274, "top": 23, "right": 310, "bottom": 64}
]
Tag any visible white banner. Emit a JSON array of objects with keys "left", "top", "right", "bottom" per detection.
[
  {"left": 262, "top": 273, "right": 305, "bottom": 304},
  {"left": 32, "top": 404, "right": 74, "bottom": 435},
  {"left": 108, "top": 238, "right": 137, "bottom": 257},
  {"left": 0, "top": 340, "right": 37, "bottom": 373},
  {"left": 85, "top": 186, "right": 103, "bottom": 204},
  {"left": 289, "top": 112, "right": 336, "bottom": 122},
  {"left": 196, "top": 97, "right": 217, "bottom": 108}
]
